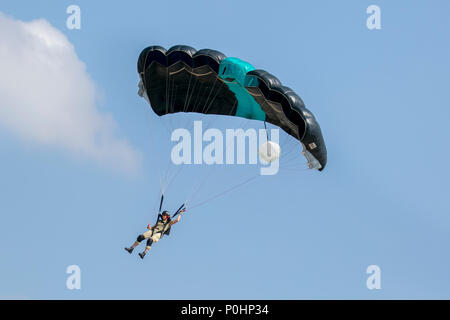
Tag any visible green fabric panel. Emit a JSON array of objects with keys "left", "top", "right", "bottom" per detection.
[
  {"left": 219, "top": 58, "right": 266, "bottom": 121},
  {"left": 219, "top": 57, "right": 254, "bottom": 85},
  {"left": 224, "top": 81, "right": 266, "bottom": 120},
  {"left": 243, "top": 74, "right": 260, "bottom": 87}
]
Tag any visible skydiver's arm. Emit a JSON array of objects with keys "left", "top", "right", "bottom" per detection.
[{"left": 170, "top": 213, "right": 182, "bottom": 226}]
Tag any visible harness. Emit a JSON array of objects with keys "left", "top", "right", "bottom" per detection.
[
  {"left": 150, "top": 215, "right": 172, "bottom": 239},
  {"left": 150, "top": 193, "right": 185, "bottom": 239}
]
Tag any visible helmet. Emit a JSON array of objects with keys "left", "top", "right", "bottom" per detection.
[{"left": 161, "top": 210, "right": 170, "bottom": 217}]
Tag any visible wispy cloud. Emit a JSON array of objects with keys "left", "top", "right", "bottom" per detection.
[{"left": 0, "top": 13, "right": 141, "bottom": 174}]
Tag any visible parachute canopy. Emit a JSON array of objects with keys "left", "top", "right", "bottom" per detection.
[{"left": 137, "top": 45, "right": 327, "bottom": 170}]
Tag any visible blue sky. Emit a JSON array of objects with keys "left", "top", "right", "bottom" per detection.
[{"left": 0, "top": 0, "right": 449, "bottom": 299}]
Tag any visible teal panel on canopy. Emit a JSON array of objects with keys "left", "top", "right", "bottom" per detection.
[{"left": 218, "top": 57, "right": 266, "bottom": 121}]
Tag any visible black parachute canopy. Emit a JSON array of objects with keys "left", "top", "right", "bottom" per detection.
[{"left": 137, "top": 45, "right": 327, "bottom": 170}]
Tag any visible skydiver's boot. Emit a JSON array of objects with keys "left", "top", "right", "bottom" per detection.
[
  {"left": 125, "top": 241, "right": 140, "bottom": 254},
  {"left": 139, "top": 246, "right": 151, "bottom": 259},
  {"left": 125, "top": 247, "right": 134, "bottom": 254}
]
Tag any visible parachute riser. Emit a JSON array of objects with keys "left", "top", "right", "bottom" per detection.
[{"left": 264, "top": 121, "right": 272, "bottom": 157}]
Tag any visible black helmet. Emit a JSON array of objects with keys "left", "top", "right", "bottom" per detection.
[{"left": 161, "top": 210, "right": 170, "bottom": 217}]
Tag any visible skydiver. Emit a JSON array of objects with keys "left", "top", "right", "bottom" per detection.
[{"left": 125, "top": 210, "right": 184, "bottom": 259}]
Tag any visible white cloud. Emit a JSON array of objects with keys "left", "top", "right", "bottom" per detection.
[{"left": 0, "top": 13, "right": 141, "bottom": 174}]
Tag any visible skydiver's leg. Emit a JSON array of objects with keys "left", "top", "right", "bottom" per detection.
[
  {"left": 125, "top": 234, "right": 145, "bottom": 254},
  {"left": 144, "top": 238, "right": 153, "bottom": 253},
  {"left": 139, "top": 239, "right": 153, "bottom": 259}
]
